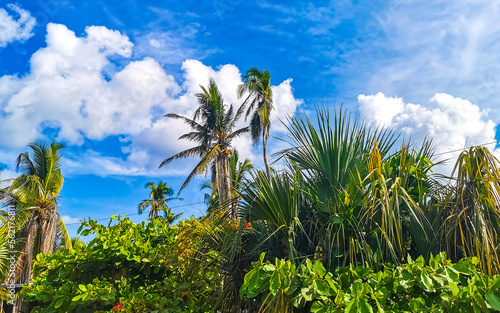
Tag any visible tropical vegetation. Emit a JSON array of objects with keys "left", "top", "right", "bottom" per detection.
[{"left": 1, "top": 69, "right": 500, "bottom": 312}]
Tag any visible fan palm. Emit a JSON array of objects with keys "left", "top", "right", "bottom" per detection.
[
  {"left": 160, "top": 78, "right": 248, "bottom": 214},
  {"left": 138, "top": 181, "right": 180, "bottom": 223},
  {"left": 5, "top": 141, "right": 71, "bottom": 284},
  {"left": 238, "top": 67, "right": 274, "bottom": 180}
]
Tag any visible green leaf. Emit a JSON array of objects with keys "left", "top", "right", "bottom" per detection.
[
  {"left": 71, "top": 295, "right": 83, "bottom": 302},
  {"left": 420, "top": 271, "right": 434, "bottom": 292},
  {"left": 315, "top": 279, "right": 330, "bottom": 296},
  {"left": 313, "top": 261, "right": 327, "bottom": 277},
  {"left": 269, "top": 271, "right": 281, "bottom": 295},
  {"left": 358, "top": 298, "right": 373, "bottom": 313},
  {"left": 449, "top": 263, "right": 473, "bottom": 275},
  {"left": 488, "top": 277, "right": 500, "bottom": 291},
  {"left": 263, "top": 264, "right": 276, "bottom": 271},
  {"left": 301, "top": 287, "right": 313, "bottom": 302},
  {"left": 449, "top": 281, "right": 459, "bottom": 296},
  {"left": 78, "top": 284, "right": 87, "bottom": 292},
  {"left": 485, "top": 290, "right": 500, "bottom": 311},
  {"left": 54, "top": 298, "right": 64, "bottom": 308},
  {"left": 311, "top": 301, "right": 325, "bottom": 313},
  {"left": 345, "top": 299, "right": 357, "bottom": 313}
]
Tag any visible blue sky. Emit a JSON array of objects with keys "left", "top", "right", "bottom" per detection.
[{"left": 1, "top": 0, "right": 500, "bottom": 237}]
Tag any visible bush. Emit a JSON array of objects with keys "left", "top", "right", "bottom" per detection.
[
  {"left": 240, "top": 252, "right": 500, "bottom": 312},
  {"left": 22, "top": 216, "right": 220, "bottom": 313}
]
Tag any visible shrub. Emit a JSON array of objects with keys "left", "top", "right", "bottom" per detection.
[
  {"left": 240, "top": 252, "right": 500, "bottom": 312},
  {"left": 22, "top": 216, "right": 220, "bottom": 313}
]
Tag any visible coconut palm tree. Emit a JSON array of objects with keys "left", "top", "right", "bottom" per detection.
[
  {"left": 6, "top": 141, "right": 71, "bottom": 285},
  {"left": 237, "top": 67, "right": 273, "bottom": 180},
  {"left": 201, "top": 151, "right": 253, "bottom": 212},
  {"left": 138, "top": 181, "right": 181, "bottom": 223},
  {"left": 160, "top": 78, "right": 248, "bottom": 213}
]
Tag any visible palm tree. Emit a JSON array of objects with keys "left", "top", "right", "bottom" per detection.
[
  {"left": 160, "top": 78, "right": 248, "bottom": 213},
  {"left": 201, "top": 151, "right": 253, "bottom": 212},
  {"left": 237, "top": 67, "right": 273, "bottom": 180},
  {"left": 138, "top": 181, "right": 180, "bottom": 223},
  {"left": 6, "top": 141, "right": 71, "bottom": 285}
]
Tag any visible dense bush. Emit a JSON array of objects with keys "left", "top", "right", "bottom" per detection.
[
  {"left": 240, "top": 252, "right": 500, "bottom": 312},
  {"left": 22, "top": 216, "right": 220, "bottom": 313}
]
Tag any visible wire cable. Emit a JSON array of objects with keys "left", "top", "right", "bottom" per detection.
[{"left": 64, "top": 201, "right": 206, "bottom": 226}]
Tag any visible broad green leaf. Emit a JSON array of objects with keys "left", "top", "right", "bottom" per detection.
[
  {"left": 54, "top": 298, "right": 64, "bottom": 308},
  {"left": 420, "top": 271, "right": 434, "bottom": 292},
  {"left": 358, "top": 298, "right": 373, "bottom": 313},
  {"left": 311, "top": 301, "right": 325, "bottom": 313},
  {"left": 270, "top": 271, "right": 281, "bottom": 295},
  {"left": 485, "top": 290, "right": 500, "bottom": 311},
  {"left": 313, "top": 261, "right": 327, "bottom": 277},
  {"left": 488, "top": 277, "right": 500, "bottom": 291},
  {"left": 449, "top": 281, "right": 459, "bottom": 296}
]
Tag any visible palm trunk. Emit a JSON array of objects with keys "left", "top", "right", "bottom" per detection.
[
  {"left": 223, "top": 155, "right": 233, "bottom": 217},
  {"left": 263, "top": 125, "right": 271, "bottom": 181},
  {"left": 39, "top": 208, "right": 58, "bottom": 255},
  {"left": 216, "top": 153, "right": 232, "bottom": 216},
  {"left": 13, "top": 217, "right": 37, "bottom": 285}
]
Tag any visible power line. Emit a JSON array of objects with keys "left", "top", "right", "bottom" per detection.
[
  {"left": 434, "top": 140, "right": 499, "bottom": 157},
  {"left": 64, "top": 201, "right": 206, "bottom": 226}
]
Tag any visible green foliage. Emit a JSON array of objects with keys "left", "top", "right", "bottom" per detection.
[
  {"left": 241, "top": 252, "right": 500, "bottom": 312},
  {"left": 22, "top": 216, "right": 220, "bottom": 313}
]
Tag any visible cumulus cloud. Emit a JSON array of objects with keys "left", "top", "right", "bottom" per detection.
[
  {"left": 0, "top": 23, "right": 177, "bottom": 148},
  {"left": 0, "top": 4, "right": 35, "bottom": 47},
  {"left": 358, "top": 92, "right": 498, "bottom": 174},
  {"left": 0, "top": 23, "right": 302, "bottom": 177}
]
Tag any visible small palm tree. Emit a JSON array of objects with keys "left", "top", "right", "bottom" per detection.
[
  {"left": 238, "top": 67, "right": 273, "bottom": 179},
  {"left": 160, "top": 78, "right": 248, "bottom": 213},
  {"left": 138, "top": 181, "right": 180, "bottom": 223}
]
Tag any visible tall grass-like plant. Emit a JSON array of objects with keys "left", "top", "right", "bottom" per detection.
[
  {"left": 440, "top": 146, "right": 500, "bottom": 275},
  {"left": 362, "top": 140, "right": 434, "bottom": 263}
]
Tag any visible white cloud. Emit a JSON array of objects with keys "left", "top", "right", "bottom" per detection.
[
  {"left": 271, "top": 79, "right": 304, "bottom": 132},
  {"left": 0, "top": 23, "right": 177, "bottom": 148},
  {"left": 0, "top": 23, "right": 302, "bottom": 177},
  {"left": 0, "top": 4, "right": 35, "bottom": 47},
  {"left": 353, "top": 0, "right": 500, "bottom": 116},
  {"left": 358, "top": 92, "right": 498, "bottom": 174},
  {"left": 60, "top": 215, "right": 81, "bottom": 225}
]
